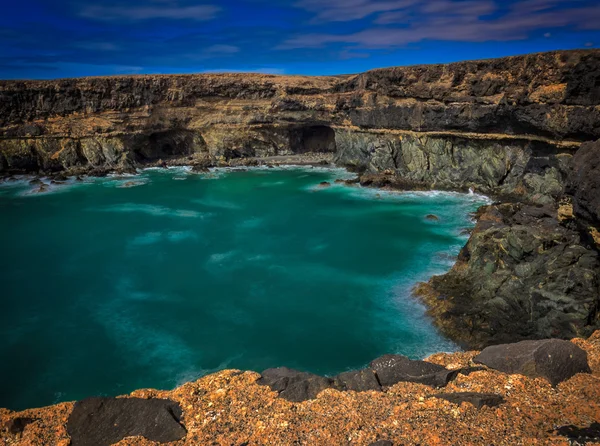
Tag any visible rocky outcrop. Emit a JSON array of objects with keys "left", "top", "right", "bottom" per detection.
[
  {"left": 413, "top": 113, "right": 600, "bottom": 349},
  {"left": 257, "top": 368, "right": 336, "bottom": 402},
  {"left": 66, "top": 397, "right": 187, "bottom": 446},
  {"left": 415, "top": 202, "right": 600, "bottom": 349},
  {"left": 258, "top": 340, "right": 590, "bottom": 403},
  {"left": 473, "top": 339, "right": 591, "bottom": 386},
  {"left": 1, "top": 331, "right": 599, "bottom": 445},
  {"left": 335, "top": 130, "right": 571, "bottom": 202},
  {"left": 258, "top": 355, "right": 484, "bottom": 402}
]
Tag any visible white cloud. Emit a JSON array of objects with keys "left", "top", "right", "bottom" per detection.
[{"left": 281, "top": 1, "right": 600, "bottom": 49}]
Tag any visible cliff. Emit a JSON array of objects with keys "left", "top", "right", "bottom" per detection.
[{"left": 1, "top": 50, "right": 600, "bottom": 202}]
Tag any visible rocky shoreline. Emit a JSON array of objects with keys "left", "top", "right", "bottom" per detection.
[
  {"left": 2, "top": 332, "right": 599, "bottom": 445},
  {"left": 1, "top": 49, "right": 600, "bottom": 443}
]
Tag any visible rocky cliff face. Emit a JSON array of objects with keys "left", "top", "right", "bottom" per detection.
[
  {"left": 1, "top": 49, "right": 600, "bottom": 349},
  {"left": 1, "top": 50, "right": 599, "bottom": 200}
]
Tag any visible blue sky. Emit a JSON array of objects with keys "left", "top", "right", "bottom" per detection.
[{"left": 1, "top": 0, "right": 599, "bottom": 79}]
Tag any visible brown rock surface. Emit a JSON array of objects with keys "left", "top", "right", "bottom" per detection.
[
  {"left": 1, "top": 50, "right": 598, "bottom": 204},
  {"left": 1, "top": 332, "right": 599, "bottom": 445}
]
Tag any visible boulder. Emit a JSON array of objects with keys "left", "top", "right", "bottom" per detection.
[
  {"left": 257, "top": 367, "right": 334, "bottom": 402},
  {"left": 333, "top": 369, "right": 381, "bottom": 392},
  {"left": 432, "top": 392, "right": 505, "bottom": 409},
  {"left": 369, "top": 355, "right": 457, "bottom": 387},
  {"left": 426, "top": 214, "right": 440, "bottom": 221},
  {"left": 473, "top": 339, "right": 591, "bottom": 386},
  {"left": 66, "top": 397, "right": 187, "bottom": 446}
]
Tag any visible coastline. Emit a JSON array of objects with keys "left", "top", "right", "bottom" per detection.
[
  {"left": 2, "top": 331, "right": 599, "bottom": 445},
  {"left": 1, "top": 50, "right": 600, "bottom": 443}
]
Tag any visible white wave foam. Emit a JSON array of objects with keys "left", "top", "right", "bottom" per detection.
[
  {"left": 238, "top": 217, "right": 263, "bottom": 229},
  {"left": 344, "top": 185, "right": 491, "bottom": 205},
  {"left": 192, "top": 198, "right": 241, "bottom": 210},
  {"left": 115, "top": 179, "right": 149, "bottom": 188},
  {"left": 129, "top": 230, "right": 199, "bottom": 246},
  {"left": 259, "top": 180, "right": 286, "bottom": 187},
  {"left": 246, "top": 254, "right": 271, "bottom": 262},
  {"left": 94, "top": 301, "right": 194, "bottom": 375},
  {"left": 167, "top": 231, "right": 198, "bottom": 242},
  {"left": 208, "top": 251, "right": 236, "bottom": 264},
  {"left": 92, "top": 203, "right": 206, "bottom": 218},
  {"left": 130, "top": 232, "right": 163, "bottom": 246}
]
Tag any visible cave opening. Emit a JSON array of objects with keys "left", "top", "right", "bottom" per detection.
[{"left": 292, "top": 125, "right": 337, "bottom": 154}]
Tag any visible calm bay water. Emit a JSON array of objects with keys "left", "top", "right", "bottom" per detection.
[{"left": 0, "top": 167, "right": 488, "bottom": 410}]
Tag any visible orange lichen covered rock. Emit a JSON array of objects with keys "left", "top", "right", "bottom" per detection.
[{"left": 2, "top": 331, "right": 600, "bottom": 445}]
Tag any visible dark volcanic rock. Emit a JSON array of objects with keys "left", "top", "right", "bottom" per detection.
[
  {"left": 333, "top": 369, "right": 381, "bottom": 392},
  {"left": 369, "top": 355, "right": 458, "bottom": 387},
  {"left": 568, "top": 138, "right": 600, "bottom": 223},
  {"left": 416, "top": 202, "right": 600, "bottom": 349},
  {"left": 432, "top": 392, "right": 505, "bottom": 409},
  {"left": 257, "top": 367, "right": 334, "bottom": 402},
  {"left": 473, "top": 339, "right": 591, "bottom": 386},
  {"left": 66, "top": 397, "right": 187, "bottom": 446},
  {"left": 556, "top": 422, "right": 600, "bottom": 443},
  {"left": 1, "top": 417, "right": 36, "bottom": 435}
]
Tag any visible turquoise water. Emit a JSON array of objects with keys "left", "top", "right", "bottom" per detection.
[{"left": 0, "top": 167, "right": 488, "bottom": 410}]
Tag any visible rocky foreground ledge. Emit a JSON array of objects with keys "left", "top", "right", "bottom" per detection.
[{"left": 2, "top": 333, "right": 599, "bottom": 446}]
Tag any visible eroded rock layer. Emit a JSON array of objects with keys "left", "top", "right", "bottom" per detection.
[{"left": 1, "top": 50, "right": 599, "bottom": 202}]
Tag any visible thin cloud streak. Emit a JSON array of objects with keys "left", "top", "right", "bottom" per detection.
[
  {"left": 294, "top": 0, "right": 419, "bottom": 23},
  {"left": 79, "top": 4, "right": 220, "bottom": 22},
  {"left": 281, "top": 0, "right": 600, "bottom": 49}
]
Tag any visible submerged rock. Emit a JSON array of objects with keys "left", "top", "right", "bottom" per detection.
[
  {"left": 425, "top": 214, "right": 439, "bottom": 221},
  {"left": 474, "top": 339, "right": 591, "bottom": 386},
  {"left": 66, "top": 397, "right": 187, "bottom": 446}
]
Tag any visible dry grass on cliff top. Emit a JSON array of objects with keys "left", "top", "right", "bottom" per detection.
[{"left": 2, "top": 331, "right": 600, "bottom": 446}]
